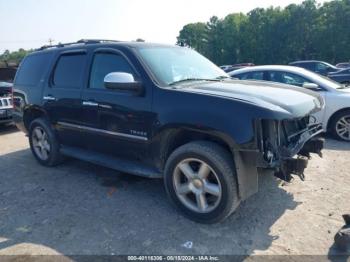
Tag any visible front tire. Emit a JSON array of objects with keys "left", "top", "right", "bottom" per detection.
[
  {"left": 29, "top": 117, "right": 62, "bottom": 166},
  {"left": 164, "top": 141, "right": 240, "bottom": 224},
  {"left": 330, "top": 110, "right": 350, "bottom": 142}
]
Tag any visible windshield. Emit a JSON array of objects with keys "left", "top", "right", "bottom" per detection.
[
  {"left": 303, "top": 70, "right": 345, "bottom": 89},
  {"left": 137, "top": 47, "right": 228, "bottom": 86},
  {"left": 323, "top": 62, "right": 338, "bottom": 70}
]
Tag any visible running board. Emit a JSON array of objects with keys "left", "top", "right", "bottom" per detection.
[{"left": 60, "top": 146, "right": 162, "bottom": 178}]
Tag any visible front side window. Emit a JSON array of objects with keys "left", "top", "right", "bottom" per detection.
[
  {"left": 268, "top": 71, "right": 311, "bottom": 87},
  {"left": 89, "top": 53, "right": 134, "bottom": 89},
  {"left": 137, "top": 47, "right": 227, "bottom": 86},
  {"left": 249, "top": 72, "right": 264, "bottom": 80},
  {"left": 53, "top": 53, "right": 87, "bottom": 88}
]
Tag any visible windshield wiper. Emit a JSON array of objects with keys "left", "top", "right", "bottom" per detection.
[{"left": 169, "top": 78, "right": 218, "bottom": 86}]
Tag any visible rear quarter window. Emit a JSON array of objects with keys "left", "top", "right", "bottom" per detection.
[{"left": 15, "top": 53, "right": 53, "bottom": 86}]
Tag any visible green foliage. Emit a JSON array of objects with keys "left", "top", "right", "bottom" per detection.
[
  {"left": 177, "top": 0, "right": 350, "bottom": 65},
  {"left": 0, "top": 48, "right": 32, "bottom": 66}
]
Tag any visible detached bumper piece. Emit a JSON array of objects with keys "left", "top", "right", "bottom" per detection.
[
  {"left": 299, "top": 137, "right": 325, "bottom": 158},
  {"left": 274, "top": 137, "right": 325, "bottom": 182},
  {"left": 275, "top": 156, "right": 308, "bottom": 182}
]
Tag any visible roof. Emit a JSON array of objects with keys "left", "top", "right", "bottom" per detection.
[
  {"left": 32, "top": 39, "right": 176, "bottom": 55},
  {"left": 289, "top": 60, "right": 322, "bottom": 64}
]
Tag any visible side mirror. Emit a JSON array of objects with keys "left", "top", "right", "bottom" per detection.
[
  {"left": 104, "top": 72, "right": 143, "bottom": 94},
  {"left": 303, "top": 83, "right": 320, "bottom": 90}
]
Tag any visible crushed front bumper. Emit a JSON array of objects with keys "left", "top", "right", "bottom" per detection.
[{"left": 259, "top": 118, "right": 324, "bottom": 182}]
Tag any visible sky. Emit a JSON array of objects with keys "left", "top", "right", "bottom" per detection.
[{"left": 0, "top": 0, "right": 329, "bottom": 53}]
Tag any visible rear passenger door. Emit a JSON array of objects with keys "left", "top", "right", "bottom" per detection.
[
  {"left": 43, "top": 50, "right": 87, "bottom": 147},
  {"left": 80, "top": 48, "right": 152, "bottom": 160}
]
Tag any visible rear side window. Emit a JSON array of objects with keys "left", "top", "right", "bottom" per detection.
[
  {"left": 15, "top": 53, "right": 53, "bottom": 86},
  {"left": 89, "top": 53, "right": 134, "bottom": 89},
  {"left": 53, "top": 53, "right": 87, "bottom": 88}
]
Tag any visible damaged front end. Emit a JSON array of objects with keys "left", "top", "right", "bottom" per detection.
[{"left": 258, "top": 116, "right": 324, "bottom": 182}]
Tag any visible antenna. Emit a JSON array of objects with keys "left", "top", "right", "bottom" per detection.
[{"left": 48, "top": 38, "right": 55, "bottom": 45}]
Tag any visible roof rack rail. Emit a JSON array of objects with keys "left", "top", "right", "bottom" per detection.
[{"left": 37, "top": 39, "right": 121, "bottom": 51}]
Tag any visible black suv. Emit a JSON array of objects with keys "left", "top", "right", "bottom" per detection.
[{"left": 13, "top": 40, "right": 324, "bottom": 223}]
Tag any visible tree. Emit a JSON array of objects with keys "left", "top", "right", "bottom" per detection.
[
  {"left": 176, "top": 0, "right": 350, "bottom": 65},
  {"left": 0, "top": 48, "right": 32, "bottom": 66},
  {"left": 177, "top": 22, "right": 208, "bottom": 54}
]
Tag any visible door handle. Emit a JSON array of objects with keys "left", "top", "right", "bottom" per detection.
[
  {"left": 43, "top": 95, "right": 56, "bottom": 101},
  {"left": 82, "top": 101, "right": 99, "bottom": 107}
]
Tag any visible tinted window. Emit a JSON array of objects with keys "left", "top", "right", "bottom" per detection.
[
  {"left": 231, "top": 73, "right": 243, "bottom": 79},
  {"left": 240, "top": 71, "right": 264, "bottom": 80},
  {"left": 300, "top": 63, "right": 315, "bottom": 71},
  {"left": 15, "top": 53, "right": 53, "bottom": 86},
  {"left": 237, "top": 73, "right": 247, "bottom": 79},
  {"left": 53, "top": 53, "right": 86, "bottom": 88},
  {"left": 89, "top": 53, "right": 134, "bottom": 89}
]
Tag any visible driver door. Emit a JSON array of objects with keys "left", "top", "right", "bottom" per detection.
[{"left": 80, "top": 48, "right": 153, "bottom": 160}]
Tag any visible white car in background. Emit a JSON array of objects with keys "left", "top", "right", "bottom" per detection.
[{"left": 229, "top": 65, "right": 350, "bottom": 141}]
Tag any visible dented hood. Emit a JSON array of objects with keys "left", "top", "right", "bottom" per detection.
[{"left": 179, "top": 79, "right": 324, "bottom": 118}]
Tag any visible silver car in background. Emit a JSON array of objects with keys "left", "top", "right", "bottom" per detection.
[{"left": 230, "top": 65, "right": 350, "bottom": 141}]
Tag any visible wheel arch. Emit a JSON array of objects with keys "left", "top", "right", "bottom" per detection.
[
  {"left": 326, "top": 107, "right": 350, "bottom": 132},
  {"left": 156, "top": 127, "right": 259, "bottom": 201},
  {"left": 23, "top": 106, "right": 50, "bottom": 132},
  {"left": 156, "top": 127, "right": 237, "bottom": 171}
]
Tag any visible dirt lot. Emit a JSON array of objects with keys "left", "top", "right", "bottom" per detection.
[{"left": 0, "top": 124, "right": 349, "bottom": 258}]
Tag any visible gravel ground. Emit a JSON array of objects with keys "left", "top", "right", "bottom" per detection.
[{"left": 0, "top": 124, "right": 349, "bottom": 258}]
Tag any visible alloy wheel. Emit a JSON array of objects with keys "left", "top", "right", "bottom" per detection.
[
  {"left": 173, "top": 158, "right": 222, "bottom": 213},
  {"left": 336, "top": 116, "right": 350, "bottom": 141},
  {"left": 32, "top": 126, "right": 51, "bottom": 160}
]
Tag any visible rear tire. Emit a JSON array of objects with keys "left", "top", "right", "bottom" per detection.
[
  {"left": 29, "top": 117, "right": 62, "bottom": 166},
  {"left": 164, "top": 141, "right": 240, "bottom": 224},
  {"left": 330, "top": 110, "right": 350, "bottom": 142}
]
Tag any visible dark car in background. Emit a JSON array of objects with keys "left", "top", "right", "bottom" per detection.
[
  {"left": 0, "top": 82, "right": 13, "bottom": 126},
  {"left": 289, "top": 60, "right": 339, "bottom": 76},
  {"left": 289, "top": 60, "right": 350, "bottom": 84},
  {"left": 328, "top": 68, "right": 350, "bottom": 85},
  {"left": 336, "top": 62, "right": 350, "bottom": 69}
]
